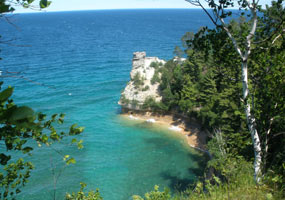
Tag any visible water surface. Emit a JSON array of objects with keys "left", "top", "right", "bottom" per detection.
[{"left": 0, "top": 9, "right": 211, "bottom": 199}]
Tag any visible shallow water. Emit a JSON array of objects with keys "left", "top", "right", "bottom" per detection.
[{"left": 0, "top": 9, "right": 211, "bottom": 199}]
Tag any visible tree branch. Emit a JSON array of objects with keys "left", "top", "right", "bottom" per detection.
[
  {"left": 218, "top": 16, "right": 244, "bottom": 59},
  {"left": 244, "top": 1, "right": 258, "bottom": 60}
]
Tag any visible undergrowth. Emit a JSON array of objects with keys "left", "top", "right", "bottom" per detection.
[{"left": 132, "top": 156, "right": 284, "bottom": 200}]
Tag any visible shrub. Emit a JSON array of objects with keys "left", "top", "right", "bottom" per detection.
[
  {"left": 131, "top": 99, "right": 139, "bottom": 107},
  {"left": 132, "top": 185, "right": 171, "bottom": 200},
  {"left": 150, "top": 62, "right": 159, "bottom": 69},
  {"left": 65, "top": 183, "right": 103, "bottom": 200},
  {"left": 142, "top": 85, "right": 150, "bottom": 91},
  {"left": 142, "top": 97, "right": 168, "bottom": 112},
  {"left": 120, "top": 94, "right": 130, "bottom": 105},
  {"left": 151, "top": 71, "right": 160, "bottom": 85},
  {"left": 132, "top": 72, "right": 144, "bottom": 89},
  {"left": 136, "top": 158, "right": 283, "bottom": 200}
]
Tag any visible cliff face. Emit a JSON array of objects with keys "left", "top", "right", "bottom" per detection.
[{"left": 118, "top": 52, "right": 166, "bottom": 110}]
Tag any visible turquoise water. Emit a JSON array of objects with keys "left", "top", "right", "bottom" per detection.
[{"left": 0, "top": 9, "right": 211, "bottom": 199}]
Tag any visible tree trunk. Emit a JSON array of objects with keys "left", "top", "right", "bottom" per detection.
[{"left": 241, "top": 60, "right": 262, "bottom": 183}]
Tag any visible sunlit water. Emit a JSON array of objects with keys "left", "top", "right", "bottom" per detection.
[{"left": 0, "top": 9, "right": 212, "bottom": 200}]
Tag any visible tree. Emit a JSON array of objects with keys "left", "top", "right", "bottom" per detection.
[
  {"left": 0, "top": 0, "right": 51, "bottom": 13},
  {"left": 0, "top": 84, "right": 84, "bottom": 199},
  {"left": 178, "top": 74, "right": 198, "bottom": 113},
  {"left": 0, "top": 1, "right": 85, "bottom": 199},
  {"left": 185, "top": 0, "right": 285, "bottom": 183}
]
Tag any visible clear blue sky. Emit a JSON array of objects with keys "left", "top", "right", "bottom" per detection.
[{"left": 15, "top": 0, "right": 271, "bottom": 13}]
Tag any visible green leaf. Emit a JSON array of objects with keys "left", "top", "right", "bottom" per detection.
[
  {"left": 66, "top": 158, "right": 76, "bottom": 165},
  {"left": 23, "top": 3, "right": 29, "bottom": 8},
  {"left": 0, "top": 87, "right": 13, "bottom": 102},
  {"left": 58, "top": 118, "right": 64, "bottom": 124},
  {"left": 0, "top": 153, "right": 11, "bottom": 165},
  {"left": 51, "top": 114, "right": 58, "bottom": 121},
  {"left": 27, "top": 0, "right": 35, "bottom": 4},
  {"left": 234, "top": 110, "right": 241, "bottom": 116},
  {"left": 9, "top": 106, "right": 34, "bottom": 122},
  {"left": 63, "top": 155, "right": 70, "bottom": 161},
  {"left": 22, "top": 147, "right": 33, "bottom": 154},
  {"left": 38, "top": 113, "right": 46, "bottom": 121},
  {"left": 40, "top": 0, "right": 52, "bottom": 8},
  {"left": 77, "top": 140, "right": 84, "bottom": 149},
  {"left": 42, "top": 135, "right": 48, "bottom": 143}
]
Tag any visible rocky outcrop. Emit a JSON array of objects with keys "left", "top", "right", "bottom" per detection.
[{"left": 118, "top": 52, "right": 166, "bottom": 110}]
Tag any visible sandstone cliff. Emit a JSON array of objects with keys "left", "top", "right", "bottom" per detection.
[{"left": 118, "top": 52, "right": 166, "bottom": 110}]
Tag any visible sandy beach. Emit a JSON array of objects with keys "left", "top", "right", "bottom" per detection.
[{"left": 120, "top": 111, "right": 208, "bottom": 152}]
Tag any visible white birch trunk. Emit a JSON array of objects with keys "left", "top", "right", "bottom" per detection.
[
  {"left": 242, "top": 60, "right": 262, "bottom": 183},
  {"left": 222, "top": 0, "right": 262, "bottom": 182}
]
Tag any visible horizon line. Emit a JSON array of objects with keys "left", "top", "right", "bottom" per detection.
[{"left": 14, "top": 7, "right": 241, "bottom": 14}]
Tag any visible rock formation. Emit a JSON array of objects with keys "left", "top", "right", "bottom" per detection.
[{"left": 118, "top": 52, "right": 166, "bottom": 110}]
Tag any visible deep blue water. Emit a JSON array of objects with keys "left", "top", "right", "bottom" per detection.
[{"left": 0, "top": 9, "right": 212, "bottom": 200}]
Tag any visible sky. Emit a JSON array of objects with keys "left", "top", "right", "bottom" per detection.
[{"left": 14, "top": 0, "right": 271, "bottom": 13}]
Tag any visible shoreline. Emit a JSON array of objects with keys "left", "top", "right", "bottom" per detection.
[{"left": 120, "top": 111, "right": 208, "bottom": 153}]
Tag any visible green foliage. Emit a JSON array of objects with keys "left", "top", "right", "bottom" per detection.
[
  {"left": 151, "top": 71, "right": 160, "bottom": 85},
  {"left": 120, "top": 94, "right": 130, "bottom": 105},
  {"left": 0, "top": 83, "right": 84, "bottom": 199},
  {"left": 0, "top": 1, "right": 87, "bottom": 199},
  {"left": 142, "top": 85, "right": 150, "bottom": 91},
  {"left": 184, "top": 158, "right": 283, "bottom": 200},
  {"left": 149, "top": 0, "right": 285, "bottom": 191},
  {"left": 0, "top": 158, "right": 33, "bottom": 198},
  {"left": 132, "top": 72, "right": 144, "bottom": 89},
  {"left": 137, "top": 157, "right": 283, "bottom": 200},
  {"left": 142, "top": 97, "right": 168, "bottom": 112},
  {"left": 178, "top": 75, "right": 198, "bottom": 113},
  {"left": 133, "top": 185, "right": 171, "bottom": 200},
  {"left": 131, "top": 99, "right": 139, "bottom": 107},
  {"left": 173, "top": 46, "right": 184, "bottom": 58},
  {"left": 150, "top": 62, "right": 159, "bottom": 69},
  {"left": 157, "top": 60, "right": 183, "bottom": 111},
  {"left": 65, "top": 183, "right": 103, "bottom": 200},
  {"left": 39, "top": 0, "right": 51, "bottom": 9},
  {"left": 0, "top": 0, "right": 51, "bottom": 14}
]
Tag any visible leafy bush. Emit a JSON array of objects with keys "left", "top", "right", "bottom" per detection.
[
  {"left": 120, "top": 94, "right": 130, "bottom": 105},
  {"left": 151, "top": 71, "right": 160, "bottom": 85},
  {"left": 150, "top": 62, "right": 159, "bottom": 69},
  {"left": 131, "top": 99, "right": 139, "bottom": 107},
  {"left": 133, "top": 185, "right": 171, "bottom": 200},
  {"left": 132, "top": 72, "right": 144, "bottom": 89},
  {"left": 142, "top": 97, "right": 168, "bottom": 112},
  {"left": 142, "top": 85, "right": 150, "bottom": 91},
  {"left": 65, "top": 183, "right": 103, "bottom": 200},
  {"left": 135, "top": 158, "right": 283, "bottom": 200},
  {"left": 0, "top": 83, "right": 84, "bottom": 199}
]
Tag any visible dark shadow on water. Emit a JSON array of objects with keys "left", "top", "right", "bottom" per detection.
[
  {"left": 160, "top": 152, "right": 208, "bottom": 193},
  {"left": 143, "top": 136, "right": 173, "bottom": 149},
  {"left": 160, "top": 171, "right": 196, "bottom": 192},
  {"left": 140, "top": 125, "right": 209, "bottom": 193}
]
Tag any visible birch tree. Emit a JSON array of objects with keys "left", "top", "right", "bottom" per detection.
[{"left": 184, "top": 0, "right": 285, "bottom": 183}]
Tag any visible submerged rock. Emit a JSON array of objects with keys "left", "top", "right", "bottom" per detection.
[{"left": 118, "top": 52, "right": 166, "bottom": 110}]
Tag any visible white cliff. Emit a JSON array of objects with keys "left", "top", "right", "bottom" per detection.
[{"left": 118, "top": 52, "right": 166, "bottom": 110}]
